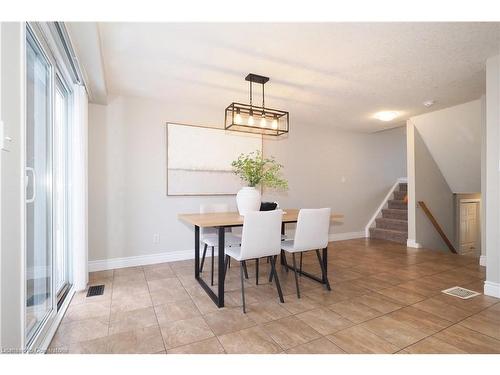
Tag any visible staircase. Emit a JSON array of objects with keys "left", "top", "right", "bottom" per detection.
[{"left": 369, "top": 182, "right": 408, "bottom": 244}]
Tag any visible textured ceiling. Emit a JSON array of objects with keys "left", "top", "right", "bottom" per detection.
[{"left": 98, "top": 22, "right": 500, "bottom": 132}]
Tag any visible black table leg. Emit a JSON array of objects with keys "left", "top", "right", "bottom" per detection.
[
  {"left": 195, "top": 225, "right": 225, "bottom": 308},
  {"left": 280, "top": 222, "right": 286, "bottom": 266},
  {"left": 194, "top": 225, "right": 200, "bottom": 278},
  {"left": 217, "top": 227, "right": 225, "bottom": 307}
]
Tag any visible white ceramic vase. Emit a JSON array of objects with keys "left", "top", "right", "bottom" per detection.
[{"left": 236, "top": 187, "right": 261, "bottom": 216}]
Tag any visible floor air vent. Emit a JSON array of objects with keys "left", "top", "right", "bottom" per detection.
[
  {"left": 441, "top": 286, "right": 480, "bottom": 299},
  {"left": 87, "top": 285, "right": 105, "bottom": 297}
]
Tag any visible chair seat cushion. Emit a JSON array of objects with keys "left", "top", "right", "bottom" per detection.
[
  {"left": 225, "top": 245, "right": 243, "bottom": 261},
  {"left": 281, "top": 239, "right": 317, "bottom": 253},
  {"left": 281, "top": 240, "right": 297, "bottom": 252},
  {"left": 202, "top": 233, "right": 241, "bottom": 247}
]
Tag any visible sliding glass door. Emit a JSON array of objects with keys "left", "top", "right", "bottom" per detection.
[
  {"left": 25, "top": 29, "right": 53, "bottom": 343},
  {"left": 54, "top": 77, "right": 71, "bottom": 305},
  {"left": 25, "top": 24, "right": 73, "bottom": 346}
]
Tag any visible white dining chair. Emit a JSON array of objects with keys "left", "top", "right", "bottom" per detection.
[
  {"left": 281, "top": 208, "right": 331, "bottom": 298},
  {"left": 224, "top": 210, "right": 284, "bottom": 313},
  {"left": 199, "top": 203, "right": 242, "bottom": 286}
]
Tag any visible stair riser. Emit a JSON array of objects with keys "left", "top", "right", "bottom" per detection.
[
  {"left": 388, "top": 200, "right": 407, "bottom": 210},
  {"left": 369, "top": 228, "right": 408, "bottom": 244},
  {"left": 382, "top": 209, "right": 408, "bottom": 220},
  {"left": 393, "top": 191, "right": 406, "bottom": 200},
  {"left": 375, "top": 219, "right": 408, "bottom": 232}
]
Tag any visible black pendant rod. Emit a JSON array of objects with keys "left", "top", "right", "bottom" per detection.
[
  {"left": 249, "top": 80, "right": 253, "bottom": 108},
  {"left": 262, "top": 83, "right": 265, "bottom": 110}
]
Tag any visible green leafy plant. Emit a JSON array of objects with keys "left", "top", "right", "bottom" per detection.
[{"left": 231, "top": 150, "right": 288, "bottom": 189}]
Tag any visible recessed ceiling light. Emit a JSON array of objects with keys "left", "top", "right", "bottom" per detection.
[{"left": 373, "top": 111, "right": 400, "bottom": 122}]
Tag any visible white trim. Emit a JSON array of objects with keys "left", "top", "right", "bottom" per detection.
[
  {"left": 479, "top": 255, "right": 486, "bottom": 267},
  {"left": 365, "top": 177, "right": 407, "bottom": 237},
  {"left": 88, "top": 231, "right": 367, "bottom": 272},
  {"left": 484, "top": 281, "right": 500, "bottom": 298},
  {"left": 37, "top": 288, "right": 75, "bottom": 353},
  {"left": 329, "top": 231, "right": 366, "bottom": 242},
  {"left": 88, "top": 249, "right": 194, "bottom": 272},
  {"left": 406, "top": 239, "right": 422, "bottom": 248}
]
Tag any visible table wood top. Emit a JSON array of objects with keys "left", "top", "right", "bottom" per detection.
[{"left": 178, "top": 208, "right": 344, "bottom": 227}]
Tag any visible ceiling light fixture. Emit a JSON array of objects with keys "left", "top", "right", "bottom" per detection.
[
  {"left": 225, "top": 73, "right": 289, "bottom": 136},
  {"left": 373, "top": 111, "right": 400, "bottom": 122},
  {"left": 423, "top": 100, "right": 436, "bottom": 108}
]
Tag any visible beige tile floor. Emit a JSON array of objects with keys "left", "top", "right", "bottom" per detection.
[{"left": 49, "top": 238, "right": 500, "bottom": 354}]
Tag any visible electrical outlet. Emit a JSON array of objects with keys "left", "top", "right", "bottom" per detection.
[{"left": 153, "top": 234, "right": 160, "bottom": 244}]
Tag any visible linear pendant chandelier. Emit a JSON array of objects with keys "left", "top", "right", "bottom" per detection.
[{"left": 225, "top": 73, "right": 289, "bottom": 136}]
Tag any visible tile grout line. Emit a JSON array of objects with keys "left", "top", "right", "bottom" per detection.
[
  {"left": 76, "top": 243, "right": 490, "bottom": 354},
  {"left": 143, "top": 265, "right": 168, "bottom": 354},
  {"left": 397, "top": 299, "right": 500, "bottom": 353},
  {"left": 178, "top": 262, "right": 228, "bottom": 354}
]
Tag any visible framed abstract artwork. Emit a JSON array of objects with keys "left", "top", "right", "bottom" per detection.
[{"left": 166, "top": 122, "right": 262, "bottom": 195}]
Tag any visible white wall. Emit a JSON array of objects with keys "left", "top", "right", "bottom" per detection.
[
  {"left": 0, "top": 22, "right": 24, "bottom": 349},
  {"left": 407, "top": 99, "right": 483, "bottom": 252},
  {"left": 410, "top": 100, "right": 482, "bottom": 193},
  {"left": 414, "top": 128, "right": 454, "bottom": 251},
  {"left": 88, "top": 94, "right": 406, "bottom": 267},
  {"left": 484, "top": 55, "right": 500, "bottom": 298}
]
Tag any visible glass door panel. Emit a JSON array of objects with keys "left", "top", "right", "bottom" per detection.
[
  {"left": 25, "top": 31, "right": 53, "bottom": 343},
  {"left": 54, "top": 78, "right": 70, "bottom": 302}
]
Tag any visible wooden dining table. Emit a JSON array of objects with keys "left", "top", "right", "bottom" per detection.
[{"left": 178, "top": 209, "right": 344, "bottom": 308}]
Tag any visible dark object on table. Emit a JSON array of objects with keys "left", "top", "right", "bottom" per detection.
[{"left": 260, "top": 202, "right": 278, "bottom": 211}]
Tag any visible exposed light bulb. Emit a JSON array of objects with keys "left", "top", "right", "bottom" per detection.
[
  {"left": 248, "top": 115, "right": 254, "bottom": 126},
  {"left": 272, "top": 117, "right": 278, "bottom": 129},
  {"left": 235, "top": 112, "right": 242, "bottom": 124},
  {"left": 260, "top": 115, "right": 266, "bottom": 128}
]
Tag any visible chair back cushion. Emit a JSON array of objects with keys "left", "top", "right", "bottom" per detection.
[
  {"left": 293, "top": 208, "right": 331, "bottom": 251},
  {"left": 240, "top": 210, "right": 283, "bottom": 259},
  {"left": 260, "top": 202, "right": 278, "bottom": 211},
  {"left": 200, "top": 203, "right": 230, "bottom": 237}
]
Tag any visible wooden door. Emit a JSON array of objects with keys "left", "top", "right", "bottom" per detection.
[{"left": 460, "top": 202, "right": 478, "bottom": 253}]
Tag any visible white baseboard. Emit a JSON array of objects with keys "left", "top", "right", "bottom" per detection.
[
  {"left": 88, "top": 249, "right": 193, "bottom": 272},
  {"left": 329, "top": 231, "right": 366, "bottom": 241},
  {"left": 479, "top": 255, "right": 487, "bottom": 267},
  {"left": 484, "top": 281, "right": 500, "bottom": 298},
  {"left": 88, "top": 231, "right": 366, "bottom": 272},
  {"left": 406, "top": 239, "right": 422, "bottom": 248}
]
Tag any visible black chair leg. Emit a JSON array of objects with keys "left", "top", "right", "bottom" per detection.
[
  {"left": 242, "top": 260, "right": 249, "bottom": 279},
  {"left": 282, "top": 250, "right": 289, "bottom": 273},
  {"left": 240, "top": 261, "right": 246, "bottom": 313},
  {"left": 270, "top": 255, "right": 284, "bottom": 303},
  {"left": 223, "top": 255, "right": 229, "bottom": 283},
  {"left": 255, "top": 258, "right": 259, "bottom": 285},
  {"left": 291, "top": 253, "right": 301, "bottom": 298},
  {"left": 269, "top": 256, "right": 275, "bottom": 282},
  {"left": 200, "top": 243, "right": 208, "bottom": 272},
  {"left": 315, "top": 249, "right": 331, "bottom": 291},
  {"left": 299, "top": 252, "right": 303, "bottom": 274},
  {"left": 228, "top": 257, "right": 231, "bottom": 268},
  {"left": 211, "top": 246, "right": 215, "bottom": 286}
]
